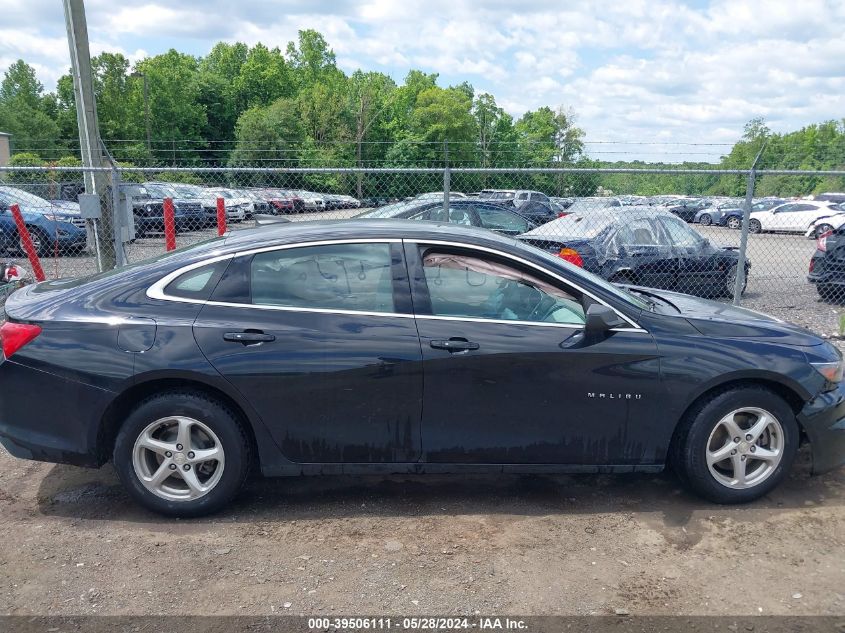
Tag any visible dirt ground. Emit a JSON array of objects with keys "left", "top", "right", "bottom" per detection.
[{"left": 0, "top": 444, "right": 843, "bottom": 617}]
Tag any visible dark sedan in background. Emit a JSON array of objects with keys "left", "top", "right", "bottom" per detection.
[
  {"left": 519, "top": 207, "right": 749, "bottom": 297},
  {"left": 357, "top": 199, "right": 538, "bottom": 235},
  {"left": 0, "top": 220, "right": 843, "bottom": 517}
]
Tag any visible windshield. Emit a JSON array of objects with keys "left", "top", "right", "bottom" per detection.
[
  {"left": 0, "top": 187, "right": 50, "bottom": 207},
  {"left": 523, "top": 213, "right": 614, "bottom": 240}
]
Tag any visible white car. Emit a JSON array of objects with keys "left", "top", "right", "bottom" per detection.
[
  {"left": 748, "top": 201, "right": 842, "bottom": 235},
  {"left": 805, "top": 209, "right": 845, "bottom": 238},
  {"left": 207, "top": 188, "right": 251, "bottom": 222},
  {"left": 296, "top": 190, "right": 327, "bottom": 211}
]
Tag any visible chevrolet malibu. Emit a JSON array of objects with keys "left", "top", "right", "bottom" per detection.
[{"left": 0, "top": 220, "right": 843, "bottom": 517}]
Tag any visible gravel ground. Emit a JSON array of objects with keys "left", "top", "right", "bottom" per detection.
[{"left": 0, "top": 445, "right": 843, "bottom": 616}]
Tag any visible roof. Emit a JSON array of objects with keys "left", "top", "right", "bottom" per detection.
[{"left": 221, "top": 218, "right": 518, "bottom": 252}]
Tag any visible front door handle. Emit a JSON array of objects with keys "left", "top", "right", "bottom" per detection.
[
  {"left": 223, "top": 331, "right": 276, "bottom": 344},
  {"left": 430, "top": 338, "right": 479, "bottom": 353}
]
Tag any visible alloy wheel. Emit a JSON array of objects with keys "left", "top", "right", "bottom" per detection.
[
  {"left": 705, "top": 407, "right": 783, "bottom": 489},
  {"left": 132, "top": 416, "right": 225, "bottom": 501},
  {"left": 727, "top": 217, "right": 741, "bottom": 230}
]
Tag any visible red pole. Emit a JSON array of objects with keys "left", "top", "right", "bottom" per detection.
[
  {"left": 163, "top": 197, "right": 176, "bottom": 252},
  {"left": 216, "top": 197, "right": 227, "bottom": 236},
  {"left": 10, "top": 204, "right": 45, "bottom": 282}
]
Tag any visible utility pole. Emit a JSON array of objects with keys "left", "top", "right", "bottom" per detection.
[
  {"left": 131, "top": 71, "right": 151, "bottom": 154},
  {"left": 63, "top": 0, "right": 115, "bottom": 270}
]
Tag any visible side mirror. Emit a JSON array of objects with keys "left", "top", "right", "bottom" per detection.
[{"left": 585, "top": 304, "right": 626, "bottom": 333}]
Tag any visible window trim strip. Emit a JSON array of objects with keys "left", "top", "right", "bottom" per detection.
[{"left": 145, "top": 236, "right": 645, "bottom": 332}]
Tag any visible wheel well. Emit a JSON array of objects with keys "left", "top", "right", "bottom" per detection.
[
  {"left": 670, "top": 378, "right": 807, "bottom": 452},
  {"left": 96, "top": 378, "right": 258, "bottom": 466}
]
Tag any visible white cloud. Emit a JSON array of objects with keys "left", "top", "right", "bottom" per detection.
[{"left": 0, "top": 0, "right": 842, "bottom": 161}]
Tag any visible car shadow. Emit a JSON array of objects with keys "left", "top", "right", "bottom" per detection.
[{"left": 34, "top": 446, "right": 842, "bottom": 537}]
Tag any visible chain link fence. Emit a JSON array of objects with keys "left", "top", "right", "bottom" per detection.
[{"left": 0, "top": 165, "right": 844, "bottom": 333}]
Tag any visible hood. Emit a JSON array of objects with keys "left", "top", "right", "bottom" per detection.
[{"left": 635, "top": 287, "right": 825, "bottom": 347}]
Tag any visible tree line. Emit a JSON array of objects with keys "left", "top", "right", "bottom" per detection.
[{"left": 0, "top": 29, "right": 843, "bottom": 197}]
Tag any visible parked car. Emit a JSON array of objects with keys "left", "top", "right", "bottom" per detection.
[
  {"left": 138, "top": 183, "right": 208, "bottom": 233},
  {"left": 814, "top": 193, "right": 845, "bottom": 204},
  {"left": 479, "top": 189, "right": 551, "bottom": 208},
  {"left": 747, "top": 200, "right": 843, "bottom": 234},
  {"left": 411, "top": 192, "right": 467, "bottom": 202},
  {"left": 804, "top": 205, "right": 845, "bottom": 239},
  {"left": 0, "top": 186, "right": 88, "bottom": 255},
  {"left": 357, "top": 199, "right": 537, "bottom": 236},
  {"left": 256, "top": 189, "right": 305, "bottom": 215},
  {"left": 809, "top": 226, "right": 845, "bottom": 300},
  {"left": 722, "top": 198, "right": 786, "bottom": 229},
  {"left": 664, "top": 198, "right": 712, "bottom": 222},
  {"left": 1, "top": 219, "right": 842, "bottom": 516},
  {"left": 295, "top": 190, "right": 327, "bottom": 211},
  {"left": 518, "top": 207, "right": 749, "bottom": 298},
  {"left": 695, "top": 201, "right": 743, "bottom": 226}
]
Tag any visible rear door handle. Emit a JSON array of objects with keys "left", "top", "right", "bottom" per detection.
[
  {"left": 430, "top": 338, "right": 479, "bottom": 353},
  {"left": 223, "top": 331, "right": 276, "bottom": 344}
]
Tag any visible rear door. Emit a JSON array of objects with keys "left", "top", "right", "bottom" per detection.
[{"left": 193, "top": 240, "right": 424, "bottom": 464}]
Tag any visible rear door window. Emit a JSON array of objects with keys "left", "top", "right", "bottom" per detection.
[{"left": 249, "top": 243, "right": 396, "bottom": 313}]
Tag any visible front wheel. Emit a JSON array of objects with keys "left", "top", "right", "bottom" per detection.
[
  {"left": 727, "top": 216, "right": 741, "bottom": 230},
  {"left": 748, "top": 219, "right": 762, "bottom": 234},
  {"left": 671, "top": 386, "right": 798, "bottom": 503},
  {"left": 113, "top": 391, "right": 251, "bottom": 517},
  {"left": 20, "top": 227, "right": 53, "bottom": 257},
  {"left": 815, "top": 223, "right": 834, "bottom": 238},
  {"left": 722, "top": 263, "right": 747, "bottom": 297}
]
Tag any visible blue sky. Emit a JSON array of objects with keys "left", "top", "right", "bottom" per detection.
[{"left": 2, "top": 0, "right": 844, "bottom": 162}]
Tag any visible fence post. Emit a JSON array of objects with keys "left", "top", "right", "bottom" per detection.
[
  {"left": 163, "top": 197, "right": 176, "bottom": 252},
  {"left": 216, "top": 197, "right": 227, "bottom": 236},
  {"left": 10, "top": 204, "right": 45, "bottom": 282},
  {"left": 733, "top": 145, "right": 766, "bottom": 304},
  {"left": 110, "top": 166, "right": 126, "bottom": 267},
  {"left": 443, "top": 141, "right": 450, "bottom": 216}
]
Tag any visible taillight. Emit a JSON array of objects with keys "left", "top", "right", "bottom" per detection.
[
  {"left": 0, "top": 321, "right": 42, "bottom": 358},
  {"left": 818, "top": 230, "right": 832, "bottom": 252},
  {"left": 558, "top": 247, "right": 584, "bottom": 267},
  {"left": 809, "top": 258, "right": 815, "bottom": 273},
  {"left": 557, "top": 211, "right": 572, "bottom": 218}
]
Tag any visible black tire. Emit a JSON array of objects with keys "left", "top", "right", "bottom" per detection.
[
  {"left": 20, "top": 227, "right": 53, "bottom": 257},
  {"left": 817, "top": 283, "right": 841, "bottom": 303},
  {"left": 699, "top": 214, "right": 713, "bottom": 226},
  {"left": 815, "top": 223, "right": 833, "bottom": 238},
  {"left": 727, "top": 216, "right": 741, "bottom": 230},
  {"left": 722, "top": 263, "right": 747, "bottom": 297},
  {"left": 113, "top": 391, "right": 251, "bottom": 517},
  {"left": 748, "top": 219, "right": 762, "bottom": 234},
  {"left": 670, "top": 386, "right": 798, "bottom": 504}
]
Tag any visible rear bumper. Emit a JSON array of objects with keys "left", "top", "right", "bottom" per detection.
[
  {"left": 0, "top": 360, "right": 112, "bottom": 468},
  {"left": 798, "top": 381, "right": 845, "bottom": 474}
]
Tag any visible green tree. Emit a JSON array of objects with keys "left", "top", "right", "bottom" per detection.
[
  {"left": 0, "top": 60, "right": 63, "bottom": 158},
  {"left": 229, "top": 97, "right": 304, "bottom": 172}
]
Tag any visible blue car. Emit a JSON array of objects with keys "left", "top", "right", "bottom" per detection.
[{"left": 0, "top": 187, "right": 88, "bottom": 256}]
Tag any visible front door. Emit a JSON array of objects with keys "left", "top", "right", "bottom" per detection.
[
  {"left": 405, "top": 241, "right": 663, "bottom": 466},
  {"left": 193, "top": 240, "right": 423, "bottom": 463}
]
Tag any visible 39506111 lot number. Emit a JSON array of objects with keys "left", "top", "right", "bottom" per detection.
[{"left": 307, "top": 617, "right": 472, "bottom": 630}]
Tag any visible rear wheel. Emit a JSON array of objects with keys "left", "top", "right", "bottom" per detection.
[
  {"left": 671, "top": 386, "right": 798, "bottom": 503},
  {"left": 748, "top": 219, "right": 762, "bottom": 234},
  {"left": 727, "top": 216, "right": 741, "bottom": 230},
  {"left": 113, "top": 391, "right": 251, "bottom": 517},
  {"left": 699, "top": 214, "right": 713, "bottom": 226}
]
